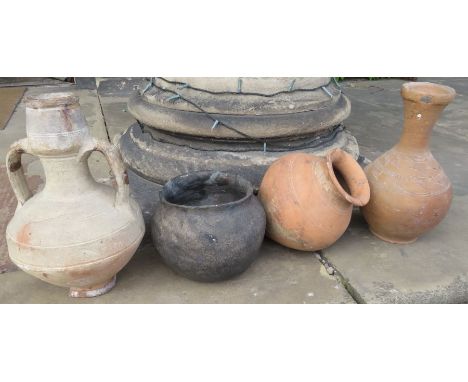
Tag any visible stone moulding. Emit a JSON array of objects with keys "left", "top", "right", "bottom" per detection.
[
  {"left": 127, "top": 83, "right": 351, "bottom": 139},
  {"left": 119, "top": 122, "right": 359, "bottom": 188}
]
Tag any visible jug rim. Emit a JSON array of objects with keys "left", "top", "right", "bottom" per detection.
[
  {"left": 25, "top": 92, "right": 79, "bottom": 109},
  {"left": 326, "top": 148, "right": 370, "bottom": 207}
]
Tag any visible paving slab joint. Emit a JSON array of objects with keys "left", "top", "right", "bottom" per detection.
[
  {"left": 96, "top": 93, "right": 111, "bottom": 143},
  {"left": 316, "top": 251, "right": 367, "bottom": 304}
]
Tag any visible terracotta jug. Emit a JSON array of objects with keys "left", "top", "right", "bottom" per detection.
[
  {"left": 258, "top": 149, "right": 370, "bottom": 251},
  {"left": 5, "top": 92, "right": 145, "bottom": 297},
  {"left": 361, "top": 82, "right": 455, "bottom": 243}
]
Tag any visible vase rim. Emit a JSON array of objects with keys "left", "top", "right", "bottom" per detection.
[{"left": 401, "top": 82, "right": 456, "bottom": 105}]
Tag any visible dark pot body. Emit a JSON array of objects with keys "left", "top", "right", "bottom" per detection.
[{"left": 151, "top": 171, "right": 266, "bottom": 282}]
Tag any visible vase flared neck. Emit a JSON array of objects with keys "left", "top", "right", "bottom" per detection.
[{"left": 396, "top": 82, "right": 455, "bottom": 152}]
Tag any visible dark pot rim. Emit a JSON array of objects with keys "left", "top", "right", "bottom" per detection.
[{"left": 159, "top": 171, "right": 253, "bottom": 210}]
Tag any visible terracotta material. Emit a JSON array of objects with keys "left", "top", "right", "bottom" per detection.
[
  {"left": 258, "top": 149, "right": 370, "bottom": 251},
  {"left": 5, "top": 92, "right": 145, "bottom": 297},
  {"left": 361, "top": 82, "right": 456, "bottom": 243}
]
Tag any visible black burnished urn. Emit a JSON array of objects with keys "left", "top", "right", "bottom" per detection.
[{"left": 151, "top": 171, "right": 266, "bottom": 282}]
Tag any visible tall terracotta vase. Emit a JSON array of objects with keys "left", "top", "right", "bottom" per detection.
[
  {"left": 5, "top": 92, "right": 145, "bottom": 297},
  {"left": 258, "top": 149, "right": 370, "bottom": 251},
  {"left": 361, "top": 82, "right": 456, "bottom": 244}
]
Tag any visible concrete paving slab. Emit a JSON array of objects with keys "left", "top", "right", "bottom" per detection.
[
  {"left": 0, "top": 87, "right": 25, "bottom": 130},
  {"left": 99, "top": 95, "right": 137, "bottom": 142},
  {"left": 0, "top": 91, "right": 27, "bottom": 163},
  {"left": 0, "top": 78, "right": 69, "bottom": 87},
  {"left": 74, "top": 77, "right": 97, "bottom": 90},
  {"left": 97, "top": 77, "right": 146, "bottom": 97},
  {"left": 324, "top": 200, "right": 468, "bottom": 303},
  {"left": 0, "top": 240, "right": 354, "bottom": 304},
  {"left": 341, "top": 79, "right": 407, "bottom": 161}
]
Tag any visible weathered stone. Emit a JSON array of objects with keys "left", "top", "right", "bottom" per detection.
[
  {"left": 97, "top": 78, "right": 146, "bottom": 97},
  {"left": 324, "top": 202, "right": 468, "bottom": 303},
  {"left": 98, "top": 95, "right": 137, "bottom": 141},
  {"left": 120, "top": 123, "right": 359, "bottom": 188},
  {"left": 128, "top": 86, "right": 351, "bottom": 139},
  {"left": 127, "top": 168, "right": 161, "bottom": 228}
]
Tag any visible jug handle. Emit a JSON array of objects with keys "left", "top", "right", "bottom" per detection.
[
  {"left": 77, "top": 137, "right": 130, "bottom": 207},
  {"left": 6, "top": 138, "right": 33, "bottom": 206}
]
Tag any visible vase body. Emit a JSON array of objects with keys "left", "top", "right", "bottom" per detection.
[
  {"left": 151, "top": 171, "right": 266, "bottom": 282},
  {"left": 361, "top": 82, "right": 456, "bottom": 243},
  {"left": 258, "top": 149, "right": 370, "bottom": 251},
  {"left": 5, "top": 92, "right": 145, "bottom": 297}
]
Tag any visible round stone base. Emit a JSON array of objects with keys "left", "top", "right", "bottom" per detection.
[{"left": 119, "top": 123, "right": 360, "bottom": 189}]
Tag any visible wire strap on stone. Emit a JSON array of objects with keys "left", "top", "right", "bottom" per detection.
[
  {"left": 333, "top": 77, "right": 341, "bottom": 89},
  {"left": 157, "top": 77, "right": 337, "bottom": 98},
  {"left": 148, "top": 80, "right": 346, "bottom": 152},
  {"left": 141, "top": 77, "right": 154, "bottom": 95},
  {"left": 237, "top": 78, "right": 243, "bottom": 93},
  {"left": 289, "top": 79, "right": 296, "bottom": 92},
  {"left": 211, "top": 120, "right": 219, "bottom": 131},
  {"left": 167, "top": 94, "right": 181, "bottom": 102},
  {"left": 321, "top": 86, "right": 333, "bottom": 98}
]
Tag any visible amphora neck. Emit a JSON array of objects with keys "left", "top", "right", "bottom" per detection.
[
  {"left": 39, "top": 155, "right": 98, "bottom": 197},
  {"left": 24, "top": 92, "right": 89, "bottom": 156}
]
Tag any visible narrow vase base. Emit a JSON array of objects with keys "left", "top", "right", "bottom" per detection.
[
  {"left": 369, "top": 228, "right": 417, "bottom": 245},
  {"left": 69, "top": 275, "right": 116, "bottom": 298}
]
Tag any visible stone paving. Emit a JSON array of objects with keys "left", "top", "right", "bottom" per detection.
[{"left": 0, "top": 77, "right": 467, "bottom": 303}]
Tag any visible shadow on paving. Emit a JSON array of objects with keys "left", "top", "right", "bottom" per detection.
[{"left": 0, "top": 240, "right": 354, "bottom": 304}]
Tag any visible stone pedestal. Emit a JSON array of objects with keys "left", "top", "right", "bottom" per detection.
[{"left": 119, "top": 77, "right": 360, "bottom": 225}]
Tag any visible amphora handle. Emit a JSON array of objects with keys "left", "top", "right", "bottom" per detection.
[
  {"left": 6, "top": 138, "right": 34, "bottom": 206},
  {"left": 77, "top": 138, "right": 130, "bottom": 207}
]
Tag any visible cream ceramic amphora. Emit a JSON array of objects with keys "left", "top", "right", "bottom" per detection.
[{"left": 5, "top": 92, "right": 145, "bottom": 297}]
